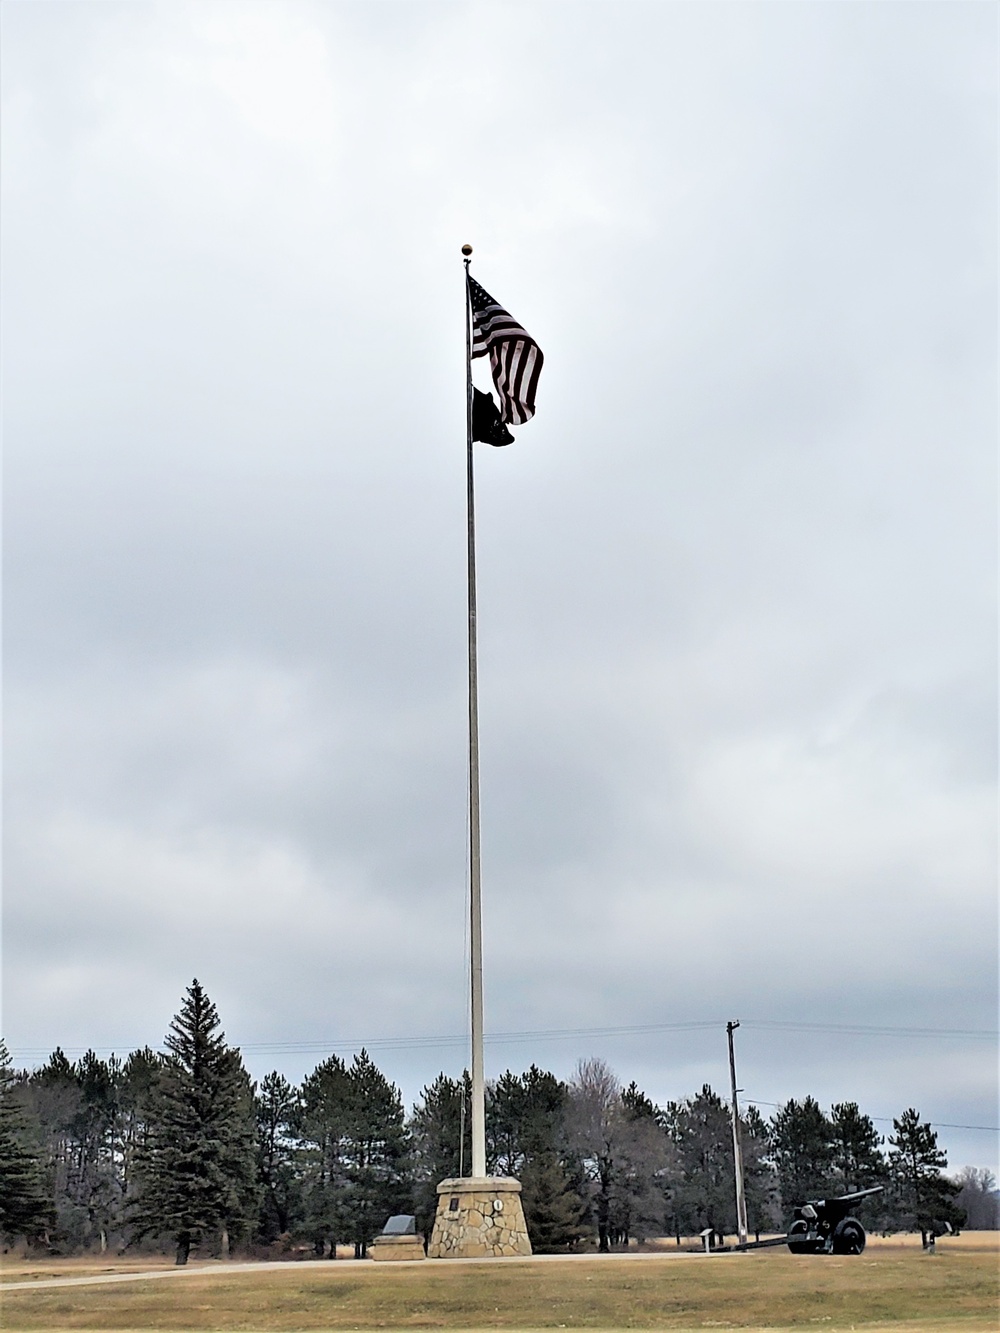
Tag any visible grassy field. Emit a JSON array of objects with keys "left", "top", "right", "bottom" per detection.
[{"left": 1, "top": 1235, "right": 997, "bottom": 1333}]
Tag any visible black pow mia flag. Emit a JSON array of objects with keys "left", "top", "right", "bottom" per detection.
[{"left": 472, "top": 387, "right": 514, "bottom": 447}]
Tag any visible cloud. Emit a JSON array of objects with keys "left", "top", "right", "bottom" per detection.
[{"left": 3, "top": 1, "right": 995, "bottom": 1170}]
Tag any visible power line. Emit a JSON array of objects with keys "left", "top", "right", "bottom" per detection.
[
  {"left": 6, "top": 1020, "right": 720, "bottom": 1061},
  {"left": 744, "top": 1099, "right": 999, "bottom": 1135},
  {"left": 7, "top": 1016, "right": 995, "bottom": 1063},
  {"left": 744, "top": 1020, "right": 997, "bottom": 1040},
  {"left": 10, "top": 1024, "right": 995, "bottom": 1136}
]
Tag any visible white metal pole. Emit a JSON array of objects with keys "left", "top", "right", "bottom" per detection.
[{"left": 463, "top": 246, "right": 486, "bottom": 1179}]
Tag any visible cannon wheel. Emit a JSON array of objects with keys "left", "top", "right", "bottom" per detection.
[
  {"left": 786, "top": 1219, "right": 823, "bottom": 1254},
  {"left": 832, "top": 1218, "right": 866, "bottom": 1255}
]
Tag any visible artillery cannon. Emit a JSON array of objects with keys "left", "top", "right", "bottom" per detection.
[
  {"left": 703, "top": 1186, "right": 883, "bottom": 1257},
  {"left": 785, "top": 1186, "right": 883, "bottom": 1255}
]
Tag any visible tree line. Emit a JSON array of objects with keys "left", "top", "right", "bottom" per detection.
[{"left": 1, "top": 981, "right": 991, "bottom": 1261}]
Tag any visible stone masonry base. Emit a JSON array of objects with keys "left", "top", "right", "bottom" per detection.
[
  {"left": 427, "top": 1177, "right": 532, "bottom": 1259},
  {"left": 370, "top": 1233, "right": 426, "bottom": 1261}
]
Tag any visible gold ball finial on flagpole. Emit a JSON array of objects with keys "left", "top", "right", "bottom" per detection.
[{"left": 461, "top": 244, "right": 473, "bottom": 256}]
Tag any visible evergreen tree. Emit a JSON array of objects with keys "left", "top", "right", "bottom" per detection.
[
  {"left": 621, "top": 1081, "right": 660, "bottom": 1124},
  {"left": 662, "top": 1086, "right": 735, "bottom": 1241},
  {"left": 769, "top": 1097, "right": 835, "bottom": 1212},
  {"left": 488, "top": 1071, "right": 526, "bottom": 1177},
  {"left": 70, "top": 1050, "right": 122, "bottom": 1251},
  {"left": 887, "top": 1109, "right": 964, "bottom": 1246},
  {"left": 116, "top": 1048, "right": 161, "bottom": 1208},
  {"left": 829, "top": 1099, "right": 886, "bottom": 1231},
  {"left": 483, "top": 1065, "right": 591, "bottom": 1247},
  {"left": 341, "top": 1050, "right": 409, "bottom": 1257},
  {"left": 741, "top": 1104, "right": 780, "bottom": 1238},
  {"left": 0, "top": 1040, "right": 51, "bottom": 1241},
  {"left": 518, "top": 1066, "right": 568, "bottom": 1160},
  {"left": 486, "top": 1065, "right": 568, "bottom": 1178},
  {"left": 16, "top": 1046, "right": 152, "bottom": 1252},
  {"left": 299, "top": 1054, "right": 352, "bottom": 1256},
  {"left": 407, "top": 1071, "right": 471, "bottom": 1234},
  {"left": 520, "top": 1151, "right": 589, "bottom": 1252},
  {"left": 129, "top": 981, "right": 259, "bottom": 1263},
  {"left": 829, "top": 1101, "right": 885, "bottom": 1190},
  {"left": 610, "top": 1080, "right": 670, "bottom": 1245},
  {"left": 254, "top": 1072, "right": 301, "bottom": 1241},
  {"left": 24, "top": 1047, "right": 84, "bottom": 1246}
]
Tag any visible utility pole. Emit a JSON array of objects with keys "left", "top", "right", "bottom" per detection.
[{"left": 727, "top": 1020, "right": 749, "bottom": 1247}]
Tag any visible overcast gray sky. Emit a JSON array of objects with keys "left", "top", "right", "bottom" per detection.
[{"left": 3, "top": 1, "right": 996, "bottom": 1174}]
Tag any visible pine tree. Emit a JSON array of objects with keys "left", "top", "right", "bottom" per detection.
[
  {"left": 610, "top": 1080, "right": 669, "bottom": 1245},
  {"left": 342, "top": 1050, "right": 408, "bottom": 1257},
  {"left": 16, "top": 1047, "right": 131, "bottom": 1251},
  {"left": 830, "top": 1102, "right": 884, "bottom": 1186},
  {"left": 486, "top": 1065, "right": 568, "bottom": 1178},
  {"left": 621, "top": 1082, "right": 659, "bottom": 1123},
  {"left": 407, "top": 1071, "right": 471, "bottom": 1235},
  {"left": 769, "top": 1097, "right": 835, "bottom": 1212},
  {"left": 829, "top": 1099, "right": 886, "bottom": 1223},
  {"left": 481, "top": 1066, "right": 590, "bottom": 1248},
  {"left": 117, "top": 1048, "right": 161, "bottom": 1208},
  {"left": 255, "top": 1072, "right": 302, "bottom": 1241},
  {"left": 129, "top": 981, "right": 259, "bottom": 1263},
  {"left": 0, "top": 1040, "right": 51, "bottom": 1241},
  {"left": 662, "top": 1086, "right": 735, "bottom": 1241},
  {"left": 741, "top": 1104, "right": 780, "bottom": 1238},
  {"left": 299, "top": 1054, "right": 352, "bottom": 1256},
  {"left": 520, "top": 1151, "right": 588, "bottom": 1252},
  {"left": 488, "top": 1071, "right": 526, "bottom": 1177},
  {"left": 887, "top": 1108, "right": 963, "bottom": 1246},
  {"left": 70, "top": 1051, "right": 122, "bottom": 1251},
  {"left": 25, "top": 1047, "right": 83, "bottom": 1246}
]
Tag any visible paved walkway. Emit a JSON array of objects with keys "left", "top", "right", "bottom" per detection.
[{"left": 2, "top": 1249, "right": 715, "bottom": 1291}]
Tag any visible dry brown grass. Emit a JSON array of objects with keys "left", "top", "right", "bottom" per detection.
[
  {"left": 0, "top": 1255, "right": 178, "bottom": 1281},
  {"left": 1, "top": 1240, "right": 997, "bottom": 1332},
  {"left": 857, "top": 1232, "right": 998, "bottom": 1253},
  {"left": 0, "top": 1246, "right": 364, "bottom": 1282}
]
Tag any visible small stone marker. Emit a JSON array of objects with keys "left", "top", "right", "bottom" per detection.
[{"left": 370, "top": 1213, "right": 425, "bottom": 1261}]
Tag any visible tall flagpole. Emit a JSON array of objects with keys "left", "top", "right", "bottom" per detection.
[
  {"left": 462, "top": 243, "right": 486, "bottom": 1179},
  {"left": 425, "top": 247, "right": 531, "bottom": 1259}
]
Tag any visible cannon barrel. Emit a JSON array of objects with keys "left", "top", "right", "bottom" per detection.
[
  {"left": 801, "top": 1186, "right": 883, "bottom": 1211},
  {"left": 831, "top": 1186, "right": 884, "bottom": 1205},
  {"left": 793, "top": 1186, "right": 883, "bottom": 1226}
]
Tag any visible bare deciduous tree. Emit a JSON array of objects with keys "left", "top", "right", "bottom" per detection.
[
  {"left": 566, "top": 1058, "right": 669, "bottom": 1250},
  {"left": 953, "top": 1166, "right": 998, "bottom": 1231}
]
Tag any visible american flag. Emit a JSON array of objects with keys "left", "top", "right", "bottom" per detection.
[{"left": 468, "top": 277, "right": 543, "bottom": 427}]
